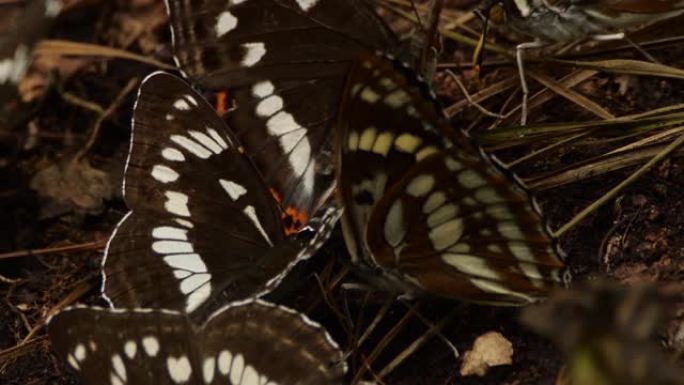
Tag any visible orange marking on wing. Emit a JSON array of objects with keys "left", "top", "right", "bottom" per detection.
[
  {"left": 214, "top": 91, "right": 228, "bottom": 114},
  {"left": 283, "top": 206, "right": 309, "bottom": 235},
  {"left": 270, "top": 188, "right": 283, "bottom": 204}
]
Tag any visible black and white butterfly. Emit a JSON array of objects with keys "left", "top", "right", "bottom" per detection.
[
  {"left": 103, "top": 72, "right": 339, "bottom": 314},
  {"left": 164, "top": 0, "right": 402, "bottom": 237},
  {"left": 48, "top": 300, "right": 346, "bottom": 385},
  {"left": 336, "top": 53, "right": 569, "bottom": 305}
]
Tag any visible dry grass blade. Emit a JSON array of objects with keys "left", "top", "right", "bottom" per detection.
[
  {"left": 36, "top": 40, "right": 176, "bottom": 70},
  {"left": 445, "top": 77, "right": 517, "bottom": 117},
  {"left": 497, "top": 69, "right": 598, "bottom": 126},
  {"left": 526, "top": 70, "right": 614, "bottom": 120},
  {"left": 527, "top": 138, "right": 684, "bottom": 191},
  {"left": 478, "top": 113, "right": 684, "bottom": 148},
  {"left": 0, "top": 279, "right": 93, "bottom": 369},
  {"left": 351, "top": 303, "right": 418, "bottom": 385},
  {"left": 552, "top": 58, "right": 684, "bottom": 79},
  {"left": 0, "top": 241, "right": 105, "bottom": 261},
  {"left": 378, "top": 309, "right": 457, "bottom": 378},
  {"left": 607, "top": 126, "right": 684, "bottom": 155},
  {"left": 552, "top": 132, "right": 684, "bottom": 237}
]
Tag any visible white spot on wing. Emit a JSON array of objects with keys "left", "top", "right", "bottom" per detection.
[
  {"left": 243, "top": 205, "right": 273, "bottom": 246},
  {"left": 218, "top": 350, "right": 233, "bottom": 375},
  {"left": 167, "top": 355, "right": 192, "bottom": 383},
  {"left": 164, "top": 191, "right": 190, "bottom": 217},
  {"left": 142, "top": 336, "right": 159, "bottom": 356},
  {"left": 124, "top": 341, "right": 137, "bottom": 359},
  {"left": 180, "top": 273, "right": 211, "bottom": 294},
  {"left": 74, "top": 344, "right": 86, "bottom": 361},
  {"left": 429, "top": 218, "right": 464, "bottom": 251},
  {"left": 206, "top": 127, "right": 229, "bottom": 149},
  {"left": 295, "top": 0, "right": 319, "bottom": 11},
  {"left": 189, "top": 130, "right": 223, "bottom": 154},
  {"left": 112, "top": 354, "right": 127, "bottom": 381},
  {"left": 151, "top": 165, "right": 179, "bottom": 183},
  {"left": 45, "top": 0, "right": 63, "bottom": 16},
  {"left": 406, "top": 174, "right": 435, "bottom": 197},
  {"left": 203, "top": 357, "right": 216, "bottom": 383},
  {"left": 219, "top": 179, "right": 247, "bottom": 201},
  {"left": 229, "top": 354, "right": 245, "bottom": 385},
  {"left": 442, "top": 253, "right": 501, "bottom": 280},
  {"left": 152, "top": 226, "right": 188, "bottom": 240},
  {"left": 0, "top": 45, "right": 29, "bottom": 84},
  {"left": 252, "top": 81, "right": 274, "bottom": 98},
  {"left": 384, "top": 200, "right": 406, "bottom": 247},
  {"left": 171, "top": 135, "right": 212, "bottom": 159},
  {"left": 152, "top": 240, "right": 194, "bottom": 254},
  {"left": 186, "top": 280, "right": 212, "bottom": 312},
  {"left": 162, "top": 147, "right": 185, "bottom": 162},
  {"left": 242, "top": 365, "right": 260, "bottom": 385},
  {"left": 67, "top": 354, "right": 80, "bottom": 370},
  {"left": 216, "top": 11, "right": 238, "bottom": 37},
  {"left": 256, "top": 95, "right": 283, "bottom": 117},
  {"left": 241, "top": 42, "right": 266, "bottom": 67},
  {"left": 173, "top": 99, "right": 190, "bottom": 110},
  {"left": 163, "top": 253, "right": 207, "bottom": 273}
]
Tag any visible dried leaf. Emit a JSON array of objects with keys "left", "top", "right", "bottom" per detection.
[
  {"left": 30, "top": 159, "right": 114, "bottom": 216},
  {"left": 459, "top": 331, "right": 513, "bottom": 377}
]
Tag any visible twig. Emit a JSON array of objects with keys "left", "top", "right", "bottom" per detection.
[
  {"left": 73, "top": 77, "right": 139, "bottom": 162},
  {"left": 446, "top": 70, "right": 503, "bottom": 118},
  {"left": 378, "top": 309, "right": 457, "bottom": 378},
  {"left": 0, "top": 240, "right": 105, "bottom": 261}
]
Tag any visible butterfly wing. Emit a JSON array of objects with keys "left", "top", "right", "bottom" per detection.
[
  {"left": 48, "top": 301, "right": 345, "bottom": 385},
  {"left": 104, "top": 72, "right": 308, "bottom": 313},
  {"left": 366, "top": 150, "right": 566, "bottom": 304},
  {"left": 336, "top": 54, "right": 567, "bottom": 304},
  {"left": 336, "top": 55, "right": 454, "bottom": 264},
  {"left": 165, "top": 0, "right": 398, "bottom": 233}
]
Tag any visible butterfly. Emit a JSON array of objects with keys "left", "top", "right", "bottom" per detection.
[
  {"left": 103, "top": 72, "right": 339, "bottom": 314},
  {"left": 48, "top": 300, "right": 346, "bottom": 385},
  {"left": 335, "top": 53, "right": 569, "bottom": 305},
  {"left": 164, "top": 0, "right": 401, "bottom": 237},
  {"left": 474, "top": 1, "right": 684, "bottom": 124},
  {"left": 480, "top": 0, "right": 684, "bottom": 43}
]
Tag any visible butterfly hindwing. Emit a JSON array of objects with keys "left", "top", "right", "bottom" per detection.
[
  {"left": 366, "top": 149, "right": 566, "bottom": 304},
  {"left": 48, "top": 301, "right": 346, "bottom": 385},
  {"left": 104, "top": 72, "right": 307, "bottom": 313}
]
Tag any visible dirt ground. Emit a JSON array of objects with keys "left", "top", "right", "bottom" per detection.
[{"left": 1, "top": 1, "right": 683, "bottom": 384}]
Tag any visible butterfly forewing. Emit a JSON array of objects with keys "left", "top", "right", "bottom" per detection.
[
  {"left": 166, "top": 0, "right": 397, "bottom": 86},
  {"left": 104, "top": 72, "right": 307, "bottom": 314},
  {"left": 336, "top": 54, "right": 453, "bottom": 264},
  {"left": 165, "top": 0, "right": 398, "bottom": 240},
  {"left": 336, "top": 54, "right": 567, "bottom": 304},
  {"left": 48, "top": 301, "right": 345, "bottom": 385},
  {"left": 226, "top": 77, "right": 345, "bottom": 230}
]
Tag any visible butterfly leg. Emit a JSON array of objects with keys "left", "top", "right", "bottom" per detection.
[{"left": 516, "top": 40, "right": 546, "bottom": 125}]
